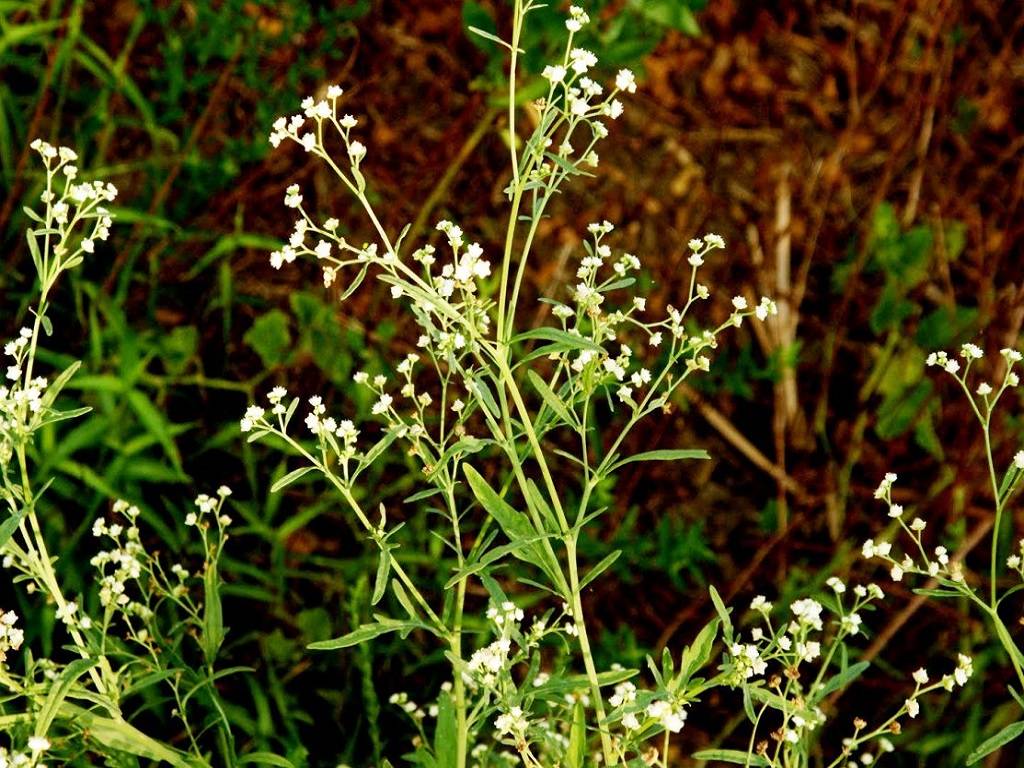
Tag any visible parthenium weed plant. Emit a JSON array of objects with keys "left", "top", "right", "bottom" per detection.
[
  {"left": 0, "top": 144, "right": 243, "bottom": 767},
  {"left": 242, "top": 3, "right": 976, "bottom": 767},
  {"left": 862, "top": 344, "right": 1024, "bottom": 762},
  {"left": 1, "top": 3, "right": 1019, "bottom": 768}
]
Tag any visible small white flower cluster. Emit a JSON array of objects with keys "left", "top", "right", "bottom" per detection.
[
  {"left": 91, "top": 500, "right": 146, "bottom": 613},
  {"left": 546, "top": 225, "right": 776, "bottom": 414},
  {"left": 863, "top": 474, "right": 965, "bottom": 583},
  {"left": 0, "top": 737, "right": 50, "bottom": 768},
  {"left": 494, "top": 706, "right": 529, "bottom": 739},
  {"left": 0, "top": 609, "right": 24, "bottom": 666},
  {"left": 486, "top": 600, "right": 525, "bottom": 628},
  {"left": 27, "top": 140, "right": 116, "bottom": 270},
  {"left": 184, "top": 486, "right": 234, "bottom": 530},
  {"left": 901, "top": 654, "right": 973, "bottom": 720},
  {"left": 926, "top": 344, "right": 1022, "bottom": 401},
  {"left": 1007, "top": 538, "right": 1024, "bottom": 577},
  {"left": 0, "top": 328, "right": 50, "bottom": 466},
  {"left": 524, "top": 10, "right": 636, "bottom": 178},
  {"left": 388, "top": 691, "right": 429, "bottom": 722},
  {"left": 268, "top": 84, "right": 363, "bottom": 163},
  {"left": 723, "top": 584, "right": 887, "bottom": 750}
]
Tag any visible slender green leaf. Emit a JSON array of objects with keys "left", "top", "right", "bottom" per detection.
[
  {"left": 692, "top": 750, "right": 770, "bottom": 766},
  {"left": 434, "top": 693, "right": 457, "bottom": 768},
  {"left": 527, "top": 370, "right": 577, "bottom": 429},
  {"left": 372, "top": 551, "right": 391, "bottom": 606},
  {"left": 511, "top": 327, "right": 603, "bottom": 352},
  {"left": 270, "top": 465, "right": 315, "bottom": 493},
  {"left": 966, "top": 721, "right": 1024, "bottom": 765},
  {"left": 708, "top": 585, "right": 732, "bottom": 639},
  {"left": 813, "top": 661, "right": 870, "bottom": 702},
  {"left": 566, "top": 700, "right": 586, "bottom": 768},
  {"left": 612, "top": 449, "right": 710, "bottom": 470},
  {"left": 578, "top": 550, "right": 621, "bottom": 592},
  {"left": 35, "top": 658, "right": 98, "bottom": 738},
  {"left": 202, "top": 564, "right": 225, "bottom": 663},
  {"left": 308, "top": 619, "right": 424, "bottom": 650},
  {"left": 60, "top": 704, "right": 188, "bottom": 766}
]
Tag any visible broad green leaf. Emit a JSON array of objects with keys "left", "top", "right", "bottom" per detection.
[
  {"left": 966, "top": 721, "right": 1024, "bottom": 765},
  {"left": 244, "top": 310, "right": 292, "bottom": 368},
  {"left": 0, "top": 507, "right": 27, "bottom": 549},
  {"left": 372, "top": 551, "right": 391, "bottom": 606},
  {"left": 463, "top": 465, "right": 560, "bottom": 585},
  {"left": 434, "top": 693, "right": 457, "bottom": 768}
]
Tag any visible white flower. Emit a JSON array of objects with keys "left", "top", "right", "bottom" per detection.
[
  {"left": 615, "top": 69, "right": 637, "bottom": 93},
  {"left": 791, "top": 598, "right": 824, "bottom": 630},
  {"left": 543, "top": 65, "right": 566, "bottom": 84},
  {"left": 905, "top": 698, "right": 919, "bottom": 718},
  {"left": 826, "top": 576, "right": 846, "bottom": 594},
  {"left": 348, "top": 141, "right": 367, "bottom": 163},
  {"left": 976, "top": 382, "right": 993, "bottom": 396},
  {"left": 912, "top": 668, "right": 929, "bottom": 685},
  {"left": 960, "top": 343, "right": 983, "bottom": 360},
  {"left": 731, "top": 296, "right": 748, "bottom": 311},
  {"left": 750, "top": 595, "right": 773, "bottom": 613},
  {"left": 888, "top": 504, "right": 903, "bottom": 518},
  {"left": 327, "top": 84, "right": 343, "bottom": 99},
  {"left": 1014, "top": 451, "right": 1024, "bottom": 470},
  {"left": 27, "top": 736, "right": 49, "bottom": 754}
]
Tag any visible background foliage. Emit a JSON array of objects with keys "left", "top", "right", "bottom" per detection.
[{"left": 1, "top": 0, "right": 1022, "bottom": 764}]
